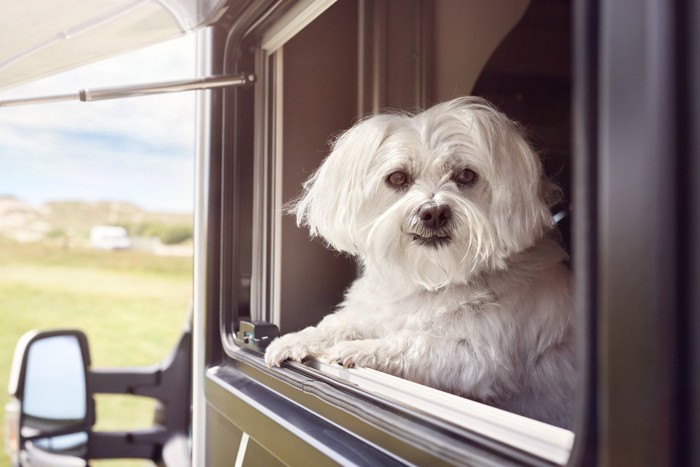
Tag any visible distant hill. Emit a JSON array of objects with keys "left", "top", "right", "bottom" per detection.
[
  {"left": 0, "top": 196, "right": 51, "bottom": 242},
  {"left": 0, "top": 196, "right": 191, "bottom": 247},
  {"left": 44, "top": 200, "right": 191, "bottom": 233}
]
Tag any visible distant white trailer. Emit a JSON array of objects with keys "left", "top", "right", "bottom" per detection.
[{"left": 89, "top": 225, "right": 132, "bottom": 250}]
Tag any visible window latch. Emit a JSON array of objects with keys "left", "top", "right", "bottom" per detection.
[{"left": 234, "top": 320, "right": 280, "bottom": 354}]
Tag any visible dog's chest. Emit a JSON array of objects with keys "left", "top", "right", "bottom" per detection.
[{"left": 375, "top": 286, "right": 498, "bottom": 337}]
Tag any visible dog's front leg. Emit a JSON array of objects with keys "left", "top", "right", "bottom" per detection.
[
  {"left": 322, "top": 330, "right": 515, "bottom": 400},
  {"left": 264, "top": 311, "right": 369, "bottom": 367}
]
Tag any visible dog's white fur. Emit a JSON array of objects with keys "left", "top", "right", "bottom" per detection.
[{"left": 264, "top": 97, "right": 575, "bottom": 428}]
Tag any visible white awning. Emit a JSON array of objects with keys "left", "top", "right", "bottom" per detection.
[{"left": 0, "top": 0, "right": 227, "bottom": 91}]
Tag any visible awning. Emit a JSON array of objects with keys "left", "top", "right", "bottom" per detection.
[{"left": 0, "top": 0, "right": 227, "bottom": 91}]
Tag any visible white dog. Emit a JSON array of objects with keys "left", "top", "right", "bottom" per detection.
[{"left": 265, "top": 97, "right": 575, "bottom": 429}]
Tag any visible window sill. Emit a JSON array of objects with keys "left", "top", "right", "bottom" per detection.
[
  {"left": 218, "top": 344, "right": 574, "bottom": 465},
  {"left": 306, "top": 359, "right": 574, "bottom": 466}
]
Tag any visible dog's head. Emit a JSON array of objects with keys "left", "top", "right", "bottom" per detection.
[{"left": 291, "top": 97, "right": 559, "bottom": 290}]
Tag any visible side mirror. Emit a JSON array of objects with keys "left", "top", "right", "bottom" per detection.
[
  {"left": 6, "top": 330, "right": 93, "bottom": 464},
  {"left": 6, "top": 326, "right": 192, "bottom": 465}
]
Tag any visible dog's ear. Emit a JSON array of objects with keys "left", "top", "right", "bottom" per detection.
[
  {"left": 487, "top": 116, "right": 555, "bottom": 255},
  {"left": 440, "top": 98, "right": 556, "bottom": 255},
  {"left": 289, "top": 116, "right": 394, "bottom": 254}
]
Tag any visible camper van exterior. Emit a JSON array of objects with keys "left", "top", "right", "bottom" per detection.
[
  {"left": 3, "top": 1, "right": 700, "bottom": 466},
  {"left": 89, "top": 225, "right": 132, "bottom": 251}
]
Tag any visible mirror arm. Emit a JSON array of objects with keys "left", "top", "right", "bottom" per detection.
[
  {"left": 86, "top": 330, "right": 192, "bottom": 463},
  {"left": 89, "top": 428, "right": 167, "bottom": 461},
  {"left": 88, "top": 330, "right": 190, "bottom": 401},
  {"left": 88, "top": 331, "right": 190, "bottom": 403},
  {"left": 90, "top": 367, "right": 161, "bottom": 395}
]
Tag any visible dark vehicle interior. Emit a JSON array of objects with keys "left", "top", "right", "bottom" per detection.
[{"left": 225, "top": 0, "right": 573, "bottom": 336}]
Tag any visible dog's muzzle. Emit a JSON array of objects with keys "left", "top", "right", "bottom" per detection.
[
  {"left": 412, "top": 234, "right": 451, "bottom": 248},
  {"left": 411, "top": 203, "right": 452, "bottom": 248}
]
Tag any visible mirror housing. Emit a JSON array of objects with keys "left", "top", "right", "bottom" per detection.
[{"left": 7, "top": 330, "right": 93, "bottom": 464}]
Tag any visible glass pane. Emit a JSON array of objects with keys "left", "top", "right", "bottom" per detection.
[
  {"left": 23, "top": 336, "right": 87, "bottom": 433},
  {"left": 0, "top": 31, "right": 195, "bottom": 467}
]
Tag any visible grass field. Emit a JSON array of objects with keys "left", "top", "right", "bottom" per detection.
[{"left": 0, "top": 239, "right": 192, "bottom": 467}]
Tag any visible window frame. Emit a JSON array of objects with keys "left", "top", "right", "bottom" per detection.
[
  {"left": 207, "top": 0, "right": 580, "bottom": 465},
  {"left": 195, "top": 0, "right": 700, "bottom": 465},
  {"left": 13, "top": 0, "right": 700, "bottom": 465}
]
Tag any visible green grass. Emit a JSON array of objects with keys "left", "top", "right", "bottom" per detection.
[{"left": 0, "top": 239, "right": 192, "bottom": 467}]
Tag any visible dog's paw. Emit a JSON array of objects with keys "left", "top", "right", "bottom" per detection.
[
  {"left": 264, "top": 334, "right": 313, "bottom": 367},
  {"left": 322, "top": 340, "right": 384, "bottom": 369}
]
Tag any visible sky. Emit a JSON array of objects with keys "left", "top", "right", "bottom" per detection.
[{"left": 0, "top": 34, "right": 198, "bottom": 213}]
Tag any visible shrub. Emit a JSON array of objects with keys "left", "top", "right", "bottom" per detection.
[
  {"left": 159, "top": 225, "right": 193, "bottom": 245},
  {"left": 45, "top": 228, "right": 66, "bottom": 239},
  {"left": 124, "top": 223, "right": 193, "bottom": 245}
]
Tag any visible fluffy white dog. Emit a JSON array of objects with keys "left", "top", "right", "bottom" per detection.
[{"left": 265, "top": 97, "right": 575, "bottom": 428}]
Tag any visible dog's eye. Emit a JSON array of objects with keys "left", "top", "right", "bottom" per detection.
[
  {"left": 454, "top": 168, "right": 477, "bottom": 186},
  {"left": 387, "top": 171, "right": 409, "bottom": 187}
]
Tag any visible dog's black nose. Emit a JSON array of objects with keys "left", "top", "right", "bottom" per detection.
[{"left": 418, "top": 204, "right": 452, "bottom": 230}]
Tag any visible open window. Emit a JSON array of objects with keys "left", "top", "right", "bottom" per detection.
[
  {"left": 259, "top": 0, "right": 572, "bottom": 334},
  {"left": 218, "top": 0, "right": 575, "bottom": 464}
]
